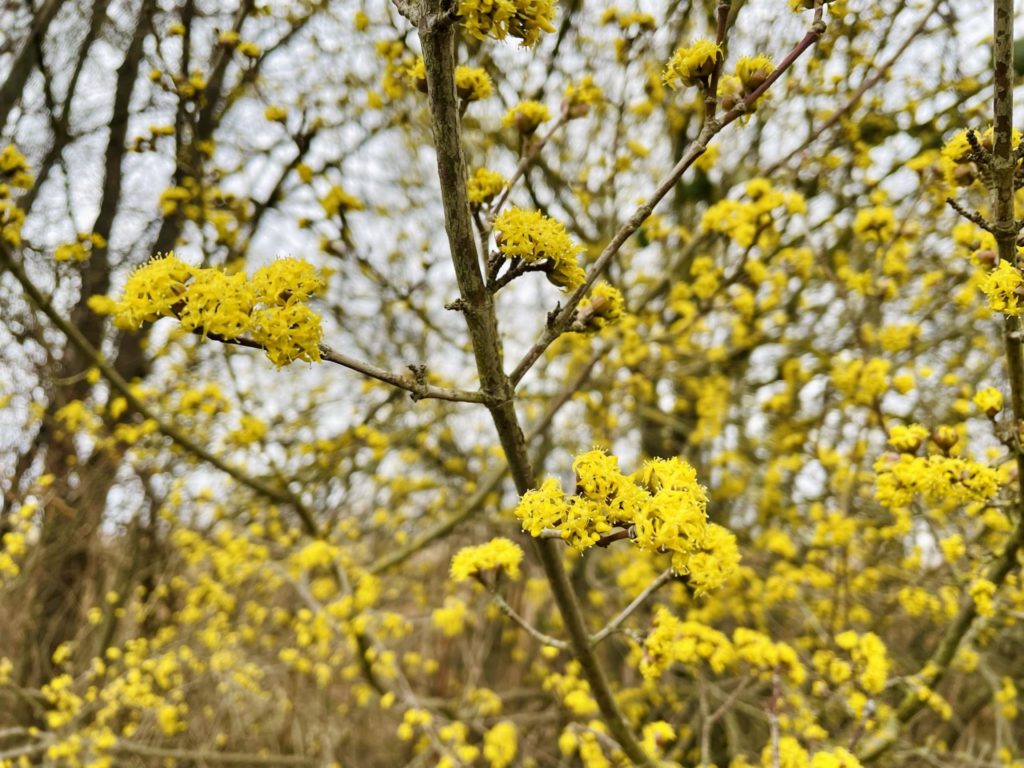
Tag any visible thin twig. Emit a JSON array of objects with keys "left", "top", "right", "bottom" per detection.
[
  {"left": 488, "top": 590, "right": 568, "bottom": 650},
  {"left": 590, "top": 568, "right": 674, "bottom": 646}
]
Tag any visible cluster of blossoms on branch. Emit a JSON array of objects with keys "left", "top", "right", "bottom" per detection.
[
  {"left": 0, "top": 144, "right": 33, "bottom": 247},
  {"left": 874, "top": 421, "right": 1002, "bottom": 510},
  {"left": 89, "top": 254, "right": 325, "bottom": 366},
  {"left": 456, "top": 0, "right": 556, "bottom": 47},
  {"left": 493, "top": 207, "right": 586, "bottom": 291},
  {"left": 514, "top": 451, "right": 740, "bottom": 594}
]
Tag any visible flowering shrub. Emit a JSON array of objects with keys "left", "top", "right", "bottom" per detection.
[{"left": 1, "top": 0, "right": 1023, "bottom": 767}]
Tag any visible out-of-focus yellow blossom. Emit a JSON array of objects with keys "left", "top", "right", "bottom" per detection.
[
  {"left": 455, "top": 65, "right": 493, "bottom": 101},
  {"left": 702, "top": 178, "right": 805, "bottom": 248},
  {"left": 450, "top": 538, "right": 523, "bottom": 582},
  {"left": 502, "top": 100, "right": 551, "bottom": 135},
  {"left": 432, "top": 597, "right": 469, "bottom": 637},
  {"left": 887, "top": 424, "right": 929, "bottom": 453},
  {"left": 761, "top": 736, "right": 808, "bottom": 768},
  {"left": 809, "top": 748, "right": 862, "bottom": 767},
  {"left": 834, "top": 630, "right": 890, "bottom": 694},
  {"left": 973, "top": 387, "right": 1004, "bottom": 415},
  {"left": 482, "top": 721, "right": 517, "bottom": 768},
  {"left": 321, "top": 184, "right": 364, "bottom": 216},
  {"left": 831, "top": 357, "right": 891, "bottom": 406},
  {"left": 264, "top": 105, "right": 288, "bottom": 122},
  {"left": 996, "top": 677, "right": 1018, "bottom": 720},
  {"left": 467, "top": 168, "right": 506, "bottom": 205},
  {"left": 874, "top": 453, "right": 999, "bottom": 509},
  {"left": 564, "top": 75, "right": 603, "bottom": 116},
  {"left": 54, "top": 232, "right": 107, "bottom": 262},
  {"left": 969, "top": 578, "right": 997, "bottom": 617},
  {"left": 853, "top": 205, "right": 896, "bottom": 242}
]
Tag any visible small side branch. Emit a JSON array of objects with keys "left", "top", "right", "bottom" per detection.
[
  {"left": 487, "top": 588, "right": 569, "bottom": 650},
  {"left": 590, "top": 568, "right": 673, "bottom": 646}
]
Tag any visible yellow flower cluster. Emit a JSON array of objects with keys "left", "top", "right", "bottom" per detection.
[
  {"left": 450, "top": 537, "right": 524, "bottom": 582},
  {"left": 455, "top": 65, "right": 494, "bottom": 102},
  {"left": 760, "top": 738, "right": 863, "bottom": 768},
  {"left": 701, "top": 178, "right": 806, "bottom": 248},
  {"left": 492, "top": 207, "right": 585, "bottom": 290},
  {"left": 514, "top": 451, "right": 740, "bottom": 592},
  {"left": 575, "top": 282, "right": 625, "bottom": 332},
  {"left": 467, "top": 167, "right": 507, "bottom": 205},
  {"left": 887, "top": 423, "right": 930, "bottom": 453},
  {"left": 0, "top": 502, "right": 34, "bottom": 586},
  {"left": 502, "top": 100, "right": 551, "bottom": 135},
  {"left": 973, "top": 386, "right": 1004, "bottom": 415},
  {"left": 641, "top": 608, "right": 805, "bottom": 683},
  {"left": 456, "top": 0, "right": 556, "bottom": 47},
  {"left": 853, "top": 205, "right": 897, "bottom": 242},
  {"left": 979, "top": 260, "right": 1024, "bottom": 315},
  {"left": 874, "top": 452, "right": 999, "bottom": 509},
  {"left": 735, "top": 54, "right": 773, "bottom": 94},
  {"left": 834, "top": 630, "right": 890, "bottom": 694},
  {"left": 321, "top": 184, "right": 364, "bottom": 217},
  {"left": 830, "top": 356, "right": 891, "bottom": 406},
  {"left": 482, "top": 721, "right": 518, "bottom": 768},
  {"left": 1, "top": 144, "right": 33, "bottom": 247},
  {"left": 54, "top": 232, "right": 107, "bottom": 262},
  {"left": 940, "top": 126, "right": 1023, "bottom": 189},
  {"left": 662, "top": 39, "right": 721, "bottom": 89},
  {"left": 94, "top": 254, "right": 325, "bottom": 367},
  {"left": 564, "top": 75, "right": 603, "bottom": 117}
]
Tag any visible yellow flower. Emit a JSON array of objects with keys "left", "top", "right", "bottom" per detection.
[
  {"left": 973, "top": 386, "right": 1004, "bottom": 415},
  {"left": 178, "top": 268, "right": 253, "bottom": 339},
  {"left": 264, "top": 105, "right": 288, "bottom": 122},
  {"left": 564, "top": 75, "right": 603, "bottom": 117},
  {"left": 980, "top": 260, "right": 1024, "bottom": 315},
  {"left": 574, "top": 282, "right": 625, "bottom": 332},
  {"left": 450, "top": 538, "right": 523, "bottom": 582},
  {"left": 0, "top": 144, "right": 34, "bottom": 189},
  {"left": 252, "top": 257, "right": 325, "bottom": 306},
  {"left": 483, "top": 721, "right": 518, "bottom": 768},
  {"left": 467, "top": 168, "right": 507, "bottom": 205},
  {"left": 455, "top": 66, "right": 493, "bottom": 101},
  {"left": 251, "top": 304, "right": 323, "bottom": 366},
  {"left": 663, "top": 39, "right": 721, "bottom": 89},
  {"left": 115, "top": 252, "right": 193, "bottom": 329},
  {"left": 432, "top": 597, "right": 469, "bottom": 637},
  {"left": 321, "top": 185, "right": 364, "bottom": 216},
  {"left": 735, "top": 54, "right": 773, "bottom": 94},
  {"left": 887, "top": 423, "right": 929, "bottom": 453},
  {"left": 502, "top": 100, "right": 551, "bottom": 135},
  {"left": 492, "top": 207, "right": 584, "bottom": 290},
  {"left": 457, "top": 0, "right": 555, "bottom": 47},
  {"left": 853, "top": 205, "right": 896, "bottom": 242}
]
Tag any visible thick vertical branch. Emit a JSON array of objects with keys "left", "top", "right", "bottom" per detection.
[{"left": 416, "top": 11, "right": 653, "bottom": 765}]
